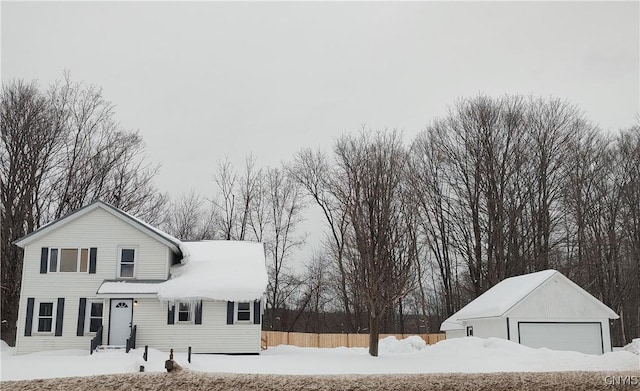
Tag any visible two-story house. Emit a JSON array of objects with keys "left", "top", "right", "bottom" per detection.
[{"left": 13, "top": 200, "right": 268, "bottom": 355}]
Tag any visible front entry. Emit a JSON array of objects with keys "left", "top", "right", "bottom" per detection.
[{"left": 109, "top": 299, "right": 133, "bottom": 345}]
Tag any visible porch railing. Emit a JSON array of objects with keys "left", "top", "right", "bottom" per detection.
[
  {"left": 90, "top": 325, "right": 103, "bottom": 354},
  {"left": 126, "top": 325, "right": 137, "bottom": 353}
]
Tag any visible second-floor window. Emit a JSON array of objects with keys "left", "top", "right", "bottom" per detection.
[
  {"left": 118, "top": 247, "right": 137, "bottom": 278},
  {"left": 48, "top": 248, "right": 89, "bottom": 273}
]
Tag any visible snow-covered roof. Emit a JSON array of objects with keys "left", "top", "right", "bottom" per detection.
[
  {"left": 157, "top": 241, "right": 268, "bottom": 301},
  {"left": 97, "top": 241, "right": 268, "bottom": 302},
  {"left": 441, "top": 270, "right": 557, "bottom": 331}
]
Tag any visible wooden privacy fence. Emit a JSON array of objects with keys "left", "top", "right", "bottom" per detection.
[{"left": 261, "top": 331, "right": 446, "bottom": 349}]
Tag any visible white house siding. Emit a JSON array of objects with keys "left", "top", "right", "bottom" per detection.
[
  {"left": 16, "top": 207, "right": 171, "bottom": 355},
  {"left": 463, "top": 317, "right": 508, "bottom": 339},
  {"left": 132, "top": 299, "right": 262, "bottom": 354},
  {"left": 444, "top": 329, "right": 465, "bottom": 339}
]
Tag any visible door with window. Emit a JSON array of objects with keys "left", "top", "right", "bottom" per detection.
[{"left": 109, "top": 299, "right": 132, "bottom": 345}]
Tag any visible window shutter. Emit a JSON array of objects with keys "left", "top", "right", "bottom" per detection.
[
  {"left": 55, "top": 298, "right": 65, "bottom": 336},
  {"left": 253, "top": 300, "right": 261, "bottom": 325},
  {"left": 25, "top": 298, "right": 35, "bottom": 336},
  {"left": 226, "top": 301, "right": 234, "bottom": 325},
  {"left": 195, "top": 300, "right": 203, "bottom": 325},
  {"left": 40, "top": 248, "right": 48, "bottom": 274},
  {"left": 167, "top": 303, "right": 175, "bottom": 324},
  {"left": 77, "top": 298, "right": 86, "bottom": 336},
  {"left": 89, "top": 248, "right": 97, "bottom": 274}
]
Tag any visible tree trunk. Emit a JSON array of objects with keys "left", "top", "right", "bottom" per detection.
[{"left": 368, "top": 311, "right": 379, "bottom": 357}]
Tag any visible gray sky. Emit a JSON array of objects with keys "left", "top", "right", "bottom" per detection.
[{"left": 2, "top": 1, "right": 639, "bottom": 257}]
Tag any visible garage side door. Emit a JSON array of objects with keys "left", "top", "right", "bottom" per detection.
[{"left": 518, "top": 322, "right": 603, "bottom": 355}]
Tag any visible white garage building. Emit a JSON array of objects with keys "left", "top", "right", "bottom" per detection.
[{"left": 440, "top": 270, "right": 619, "bottom": 355}]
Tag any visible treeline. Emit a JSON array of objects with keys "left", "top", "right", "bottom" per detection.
[{"left": 2, "top": 77, "right": 638, "bottom": 353}]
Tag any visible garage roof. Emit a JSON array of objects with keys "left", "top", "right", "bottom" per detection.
[{"left": 440, "top": 270, "right": 619, "bottom": 331}]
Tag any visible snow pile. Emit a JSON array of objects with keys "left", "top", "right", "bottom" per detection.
[
  {"left": 623, "top": 338, "right": 640, "bottom": 355},
  {"left": 157, "top": 241, "right": 268, "bottom": 302},
  {"left": 0, "top": 340, "right": 15, "bottom": 359},
  {"left": 378, "top": 336, "right": 427, "bottom": 354},
  {"left": 2, "top": 337, "right": 638, "bottom": 381}
]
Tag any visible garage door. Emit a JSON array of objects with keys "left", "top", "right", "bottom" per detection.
[{"left": 518, "top": 322, "right": 603, "bottom": 355}]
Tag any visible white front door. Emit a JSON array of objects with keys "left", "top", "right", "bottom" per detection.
[{"left": 109, "top": 299, "right": 133, "bottom": 346}]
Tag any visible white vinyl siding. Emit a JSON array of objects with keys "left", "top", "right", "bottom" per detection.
[
  {"left": 133, "top": 299, "right": 261, "bottom": 354},
  {"left": 16, "top": 207, "right": 172, "bottom": 355}
]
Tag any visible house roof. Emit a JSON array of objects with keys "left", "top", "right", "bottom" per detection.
[
  {"left": 97, "top": 241, "right": 268, "bottom": 302},
  {"left": 17, "top": 200, "right": 268, "bottom": 301},
  {"left": 13, "top": 200, "right": 183, "bottom": 255},
  {"left": 440, "top": 270, "right": 619, "bottom": 331}
]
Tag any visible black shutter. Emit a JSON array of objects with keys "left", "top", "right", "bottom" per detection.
[
  {"left": 25, "top": 298, "right": 35, "bottom": 336},
  {"left": 77, "top": 298, "right": 86, "bottom": 336},
  {"left": 55, "top": 298, "right": 65, "bottom": 336},
  {"left": 226, "top": 301, "right": 234, "bottom": 325},
  {"left": 253, "top": 300, "right": 261, "bottom": 325},
  {"left": 167, "top": 303, "right": 175, "bottom": 324},
  {"left": 89, "top": 248, "right": 97, "bottom": 274},
  {"left": 40, "top": 248, "right": 48, "bottom": 274},
  {"left": 195, "top": 300, "right": 203, "bottom": 325}
]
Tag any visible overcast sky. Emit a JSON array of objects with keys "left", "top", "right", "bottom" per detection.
[{"left": 2, "top": 1, "right": 639, "bottom": 256}]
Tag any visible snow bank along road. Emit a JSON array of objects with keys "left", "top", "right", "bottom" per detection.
[{"left": 1, "top": 336, "right": 638, "bottom": 389}]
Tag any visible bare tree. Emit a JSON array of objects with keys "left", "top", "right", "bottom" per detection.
[
  {"left": 263, "top": 166, "right": 306, "bottom": 329},
  {"left": 0, "top": 75, "right": 167, "bottom": 344},
  {"left": 333, "top": 129, "right": 416, "bottom": 356},
  {"left": 290, "top": 148, "right": 358, "bottom": 332},
  {"left": 163, "top": 190, "right": 218, "bottom": 240},
  {"left": 1, "top": 80, "right": 61, "bottom": 344},
  {"left": 212, "top": 155, "right": 262, "bottom": 240}
]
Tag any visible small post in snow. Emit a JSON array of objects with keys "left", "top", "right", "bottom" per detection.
[{"left": 188, "top": 346, "right": 192, "bottom": 363}]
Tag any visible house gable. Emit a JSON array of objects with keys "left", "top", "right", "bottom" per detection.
[
  {"left": 15, "top": 200, "right": 181, "bottom": 255},
  {"left": 19, "top": 206, "right": 176, "bottom": 282},
  {"left": 506, "top": 273, "right": 619, "bottom": 319}
]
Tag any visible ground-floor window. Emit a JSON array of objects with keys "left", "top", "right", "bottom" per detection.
[
  {"left": 236, "top": 302, "right": 252, "bottom": 322},
  {"left": 177, "top": 302, "right": 193, "bottom": 323},
  {"left": 87, "top": 301, "right": 104, "bottom": 332},
  {"left": 37, "top": 302, "right": 54, "bottom": 332}
]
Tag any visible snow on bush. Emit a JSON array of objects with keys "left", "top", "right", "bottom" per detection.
[
  {"left": 623, "top": 338, "right": 640, "bottom": 355},
  {"left": 378, "top": 336, "right": 427, "bottom": 354}
]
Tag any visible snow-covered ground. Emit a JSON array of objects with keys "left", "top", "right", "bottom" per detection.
[{"left": 1, "top": 336, "right": 638, "bottom": 381}]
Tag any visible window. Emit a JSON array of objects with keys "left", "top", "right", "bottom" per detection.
[
  {"left": 47, "top": 248, "right": 90, "bottom": 273},
  {"left": 236, "top": 302, "right": 252, "bottom": 322},
  {"left": 87, "top": 301, "right": 103, "bottom": 333},
  {"left": 466, "top": 326, "right": 473, "bottom": 337},
  {"left": 118, "top": 248, "right": 136, "bottom": 278},
  {"left": 177, "top": 302, "right": 192, "bottom": 323},
  {"left": 37, "top": 302, "right": 54, "bottom": 332}
]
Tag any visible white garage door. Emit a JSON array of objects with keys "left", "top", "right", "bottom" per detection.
[{"left": 518, "top": 322, "right": 603, "bottom": 355}]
